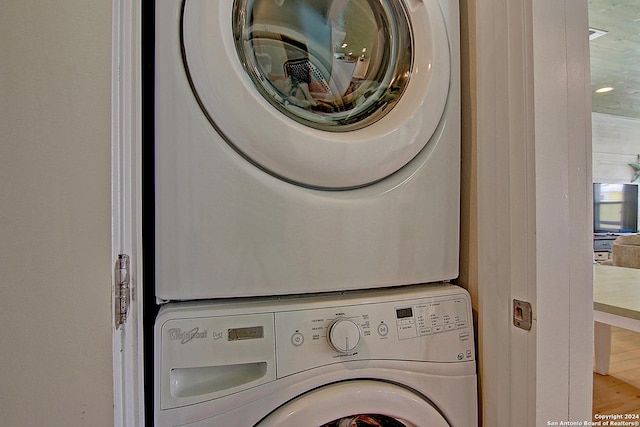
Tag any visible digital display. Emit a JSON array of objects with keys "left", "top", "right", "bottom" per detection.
[
  {"left": 228, "top": 326, "right": 264, "bottom": 341},
  {"left": 396, "top": 307, "right": 413, "bottom": 319}
]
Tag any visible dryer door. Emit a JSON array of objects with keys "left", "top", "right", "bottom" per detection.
[
  {"left": 255, "top": 380, "right": 450, "bottom": 427},
  {"left": 182, "top": 0, "right": 451, "bottom": 189}
]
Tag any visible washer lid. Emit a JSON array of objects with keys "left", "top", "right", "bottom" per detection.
[
  {"left": 256, "top": 380, "right": 450, "bottom": 427},
  {"left": 182, "top": 0, "right": 450, "bottom": 189}
]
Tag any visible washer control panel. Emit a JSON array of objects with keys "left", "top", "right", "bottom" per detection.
[
  {"left": 156, "top": 284, "right": 475, "bottom": 409},
  {"left": 274, "top": 292, "right": 474, "bottom": 377}
]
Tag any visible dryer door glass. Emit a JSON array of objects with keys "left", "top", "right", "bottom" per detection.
[{"left": 233, "top": 0, "right": 413, "bottom": 132}]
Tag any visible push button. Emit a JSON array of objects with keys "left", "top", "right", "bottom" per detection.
[
  {"left": 378, "top": 323, "right": 389, "bottom": 337},
  {"left": 291, "top": 332, "right": 304, "bottom": 347}
]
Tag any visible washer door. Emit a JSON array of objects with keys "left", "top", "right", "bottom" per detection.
[
  {"left": 255, "top": 380, "right": 450, "bottom": 427},
  {"left": 182, "top": 0, "right": 451, "bottom": 189}
]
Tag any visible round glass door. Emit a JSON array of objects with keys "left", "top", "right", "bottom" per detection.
[
  {"left": 255, "top": 380, "right": 450, "bottom": 426},
  {"left": 233, "top": 0, "right": 412, "bottom": 132},
  {"left": 181, "top": 1, "right": 450, "bottom": 189}
]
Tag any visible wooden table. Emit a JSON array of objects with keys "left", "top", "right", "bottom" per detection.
[{"left": 593, "top": 264, "right": 640, "bottom": 375}]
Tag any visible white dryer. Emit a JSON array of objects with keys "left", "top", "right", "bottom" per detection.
[
  {"left": 155, "top": 0, "right": 461, "bottom": 300},
  {"left": 155, "top": 284, "right": 477, "bottom": 426}
]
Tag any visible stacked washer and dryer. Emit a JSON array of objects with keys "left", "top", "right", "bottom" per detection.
[{"left": 154, "top": 0, "right": 476, "bottom": 425}]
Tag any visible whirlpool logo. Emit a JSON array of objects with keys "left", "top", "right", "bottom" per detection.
[{"left": 168, "top": 327, "right": 207, "bottom": 344}]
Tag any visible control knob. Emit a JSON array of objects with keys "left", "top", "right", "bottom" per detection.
[{"left": 328, "top": 318, "right": 361, "bottom": 353}]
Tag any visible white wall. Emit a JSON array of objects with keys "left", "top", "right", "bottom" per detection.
[
  {"left": 592, "top": 112, "right": 640, "bottom": 184},
  {"left": 0, "top": 1, "right": 114, "bottom": 425},
  {"left": 592, "top": 112, "right": 640, "bottom": 230}
]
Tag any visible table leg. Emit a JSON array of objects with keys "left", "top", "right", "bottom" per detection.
[{"left": 594, "top": 321, "right": 612, "bottom": 375}]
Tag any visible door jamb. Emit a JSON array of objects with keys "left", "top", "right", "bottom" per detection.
[{"left": 112, "top": 0, "right": 145, "bottom": 425}]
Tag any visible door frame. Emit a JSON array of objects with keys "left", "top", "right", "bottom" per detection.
[
  {"left": 468, "top": 0, "right": 593, "bottom": 424},
  {"left": 111, "top": 0, "right": 594, "bottom": 425},
  {"left": 112, "top": 0, "right": 146, "bottom": 425}
]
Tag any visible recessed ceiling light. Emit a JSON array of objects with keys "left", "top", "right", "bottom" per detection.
[{"left": 595, "top": 87, "right": 614, "bottom": 93}]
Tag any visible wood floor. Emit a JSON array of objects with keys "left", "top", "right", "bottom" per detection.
[{"left": 593, "top": 326, "right": 640, "bottom": 417}]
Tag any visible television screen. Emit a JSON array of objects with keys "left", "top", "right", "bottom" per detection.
[{"left": 593, "top": 183, "right": 639, "bottom": 233}]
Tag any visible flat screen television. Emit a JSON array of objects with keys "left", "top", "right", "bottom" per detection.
[{"left": 593, "top": 183, "right": 639, "bottom": 233}]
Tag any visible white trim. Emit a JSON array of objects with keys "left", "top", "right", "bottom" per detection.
[
  {"left": 474, "top": 0, "right": 592, "bottom": 424},
  {"left": 112, "top": 0, "right": 145, "bottom": 425},
  {"left": 532, "top": 0, "right": 593, "bottom": 421},
  {"left": 475, "top": 0, "right": 537, "bottom": 424}
]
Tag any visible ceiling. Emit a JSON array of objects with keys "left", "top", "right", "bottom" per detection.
[{"left": 589, "top": 0, "right": 640, "bottom": 119}]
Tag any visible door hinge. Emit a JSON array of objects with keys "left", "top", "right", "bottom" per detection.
[{"left": 115, "top": 254, "right": 130, "bottom": 329}]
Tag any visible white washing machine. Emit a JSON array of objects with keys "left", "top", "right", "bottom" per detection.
[
  {"left": 155, "top": 0, "right": 460, "bottom": 301},
  {"left": 155, "top": 284, "right": 477, "bottom": 426}
]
